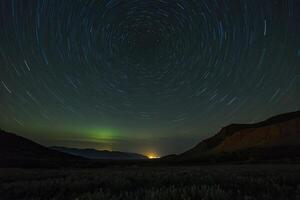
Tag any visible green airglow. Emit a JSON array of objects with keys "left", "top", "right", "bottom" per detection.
[{"left": 89, "top": 127, "right": 119, "bottom": 140}]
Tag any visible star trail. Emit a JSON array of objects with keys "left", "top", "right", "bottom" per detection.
[{"left": 0, "top": 0, "right": 299, "bottom": 155}]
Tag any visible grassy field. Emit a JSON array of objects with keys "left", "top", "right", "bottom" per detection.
[{"left": 0, "top": 165, "right": 300, "bottom": 200}]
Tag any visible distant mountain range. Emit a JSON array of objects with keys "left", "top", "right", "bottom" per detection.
[
  {"left": 51, "top": 146, "right": 148, "bottom": 160},
  {"left": 1, "top": 110, "right": 300, "bottom": 167},
  {"left": 0, "top": 130, "right": 148, "bottom": 167},
  {"left": 165, "top": 110, "right": 300, "bottom": 162}
]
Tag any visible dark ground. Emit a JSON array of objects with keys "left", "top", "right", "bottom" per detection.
[{"left": 0, "top": 164, "right": 300, "bottom": 200}]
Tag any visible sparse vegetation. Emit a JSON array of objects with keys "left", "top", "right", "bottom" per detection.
[{"left": 0, "top": 165, "right": 300, "bottom": 200}]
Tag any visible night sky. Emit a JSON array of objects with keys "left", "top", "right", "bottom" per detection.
[{"left": 0, "top": 0, "right": 299, "bottom": 156}]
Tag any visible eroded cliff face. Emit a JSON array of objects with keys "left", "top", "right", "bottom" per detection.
[
  {"left": 213, "top": 117, "right": 300, "bottom": 153},
  {"left": 179, "top": 111, "right": 300, "bottom": 161}
]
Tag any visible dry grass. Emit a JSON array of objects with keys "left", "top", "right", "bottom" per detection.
[{"left": 0, "top": 164, "right": 300, "bottom": 200}]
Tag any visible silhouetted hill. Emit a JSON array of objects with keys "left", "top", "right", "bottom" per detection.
[
  {"left": 51, "top": 146, "right": 148, "bottom": 160},
  {"left": 0, "top": 130, "right": 84, "bottom": 167},
  {"left": 167, "top": 111, "right": 300, "bottom": 162}
]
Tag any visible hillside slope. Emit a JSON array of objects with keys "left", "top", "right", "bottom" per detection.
[
  {"left": 0, "top": 130, "right": 84, "bottom": 167},
  {"left": 178, "top": 111, "right": 300, "bottom": 162}
]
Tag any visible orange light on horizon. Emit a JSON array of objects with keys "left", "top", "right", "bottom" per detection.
[{"left": 146, "top": 152, "right": 160, "bottom": 159}]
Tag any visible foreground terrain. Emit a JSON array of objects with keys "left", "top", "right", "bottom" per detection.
[{"left": 0, "top": 165, "right": 300, "bottom": 200}]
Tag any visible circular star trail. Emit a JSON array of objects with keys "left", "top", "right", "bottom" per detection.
[{"left": 0, "top": 0, "right": 299, "bottom": 155}]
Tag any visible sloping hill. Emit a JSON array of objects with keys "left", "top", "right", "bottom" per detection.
[
  {"left": 0, "top": 130, "right": 84, "bottom": 167},
  {"left": 177, "top": 111, "right": 300, "bottom": 162},
  {"left": 52, "top": 146, "right": 148, "bottom": 160}
]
